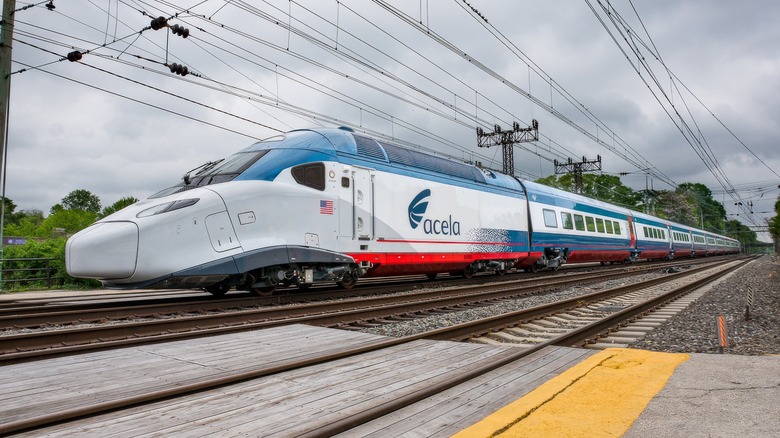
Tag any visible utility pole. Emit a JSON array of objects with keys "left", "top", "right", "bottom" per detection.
[
  {"left": 0, "top": 0, "right": 16, "bottom": 290},
  {"left": 476, "top": 119, "right": 539, "bottom": 176},
  {"left": 554, "top": 155, "right": 602, "bottom": 194}
]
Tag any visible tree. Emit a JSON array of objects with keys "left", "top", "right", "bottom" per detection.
[
  {"left": 39, "top": 210, "right": 98, "bottom": 235},
  {"left": 654, "top": 190, "right": 698, "bottom": 225},
  {"left": 4, "top": 210, "right": 45, "bottom": 238},
  {"left": 99, "top": 196, "right": 139, "bottom": 219},
  {"left": 0, "top": 196, "right": 16, "bottom": 221},
  {"left": 59, "top": 189, "right": 102, "bottom": 214},
  {"left": 653, "top": 183, "right": 727, "bottom": 232},
  {"left": 723, "top": 219, "right": 757, "bottom": 245},
  {"left": 769, "top": 195, "right": 780, "bottom": 252}
]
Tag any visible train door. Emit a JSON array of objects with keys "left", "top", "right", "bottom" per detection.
[{"left": 349, "top": 166, "right": 374, "bottom": 240}]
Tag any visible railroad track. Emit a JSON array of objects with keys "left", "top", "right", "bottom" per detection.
[
  {"left": 0, "top": 255, "right": 726, "bottom": 317},
  {"left": 466, "top": 258, "right": 749, "bottom": 348},
  {"left": 0, "top": 257, "right": 740, "bottom": 363},
  {"left": 0, "top": 256, "right": 726, "bottom": 329},
  {"left": 0, "top": 256, "right": 754, "bottom": 436}
]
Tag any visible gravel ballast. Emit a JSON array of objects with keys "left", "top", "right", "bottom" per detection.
[
  {"left": 360, "top": 256, "right": 779, "bottom": 356},
  {"left": 631, "top": 255, "right": 780, "bottom": 355}
]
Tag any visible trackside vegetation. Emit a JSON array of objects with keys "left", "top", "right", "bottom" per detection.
[{"left": 1, "top": 191, "right": 137, "bottom": 291}]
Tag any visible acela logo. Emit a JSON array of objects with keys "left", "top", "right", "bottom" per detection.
[
  {"left": 408, "top": 189, "right": 430, "bottom": 229},
  {"left": 407, "top": 189, "right": 461, "bottom": 235}
]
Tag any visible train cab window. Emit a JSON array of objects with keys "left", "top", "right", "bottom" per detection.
[
  {"left": 613, "top": 221, "right": 621, "bottom": 235},
  {"left": 574, "top": 214, "right": 585, "bottom": 231},
  {"left": 291, "top": 163, "right": 326, "bottom": 191},
  {"left": 596, "top": 218, "right": 605, "bottom": 233},
  {"left": 561, "top": 212, "right": 573, "bottom": 230},
  {"left": 543, "top": 209, "right": 558, "bottom": 228},
  {"left": 605, "top": 220, "right": 614, "bottom": 234},
  {"left": 585, "top": 216, "right": 596, "bottom": 232}
]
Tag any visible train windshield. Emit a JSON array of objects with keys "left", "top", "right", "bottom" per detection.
[{"left": 149, "top": 150, "right": 269, "bottom": 199}]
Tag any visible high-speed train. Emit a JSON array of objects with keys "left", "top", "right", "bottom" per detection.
[{"left": 66, "top": 127, "right": 740, "bottom": 295}]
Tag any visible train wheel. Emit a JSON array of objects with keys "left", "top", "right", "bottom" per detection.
[
  {"left": 550, "top": 266, "right": 560, "bottom": 272},
  {"left": 205, "top": 282, "right": 230, "bottom": 296},
  {"left": 461, "top": 267, "right": 475, "bottom": 279},
  {"left": 529, "top": 263, "right": 539, "bottom": 273},
  {"left": 426, "top": 273, "right": 438, "bottom": 280},
  {"left": 337, "top": 272, "right": 357, "bottom": 289},
  {"left": 495, "top": 269, "right": 507, "bottom": 276}
]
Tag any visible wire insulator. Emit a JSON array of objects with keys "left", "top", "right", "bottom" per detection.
[
  {"left": 169, "top": 63, "right": 189, "bottom": 76},
  {"left": 150, "top": 16, "right": 168, "bottom": 30},
  {"left": 171, "top": 24, "right": 190, "bottom": 38},
  {"left": 66, "top": 51, "right": 82, "bottom": 62}
]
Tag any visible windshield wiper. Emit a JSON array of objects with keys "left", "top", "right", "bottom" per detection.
[{"left": 182, "top": 159, "right": 224, "bottom": 185}]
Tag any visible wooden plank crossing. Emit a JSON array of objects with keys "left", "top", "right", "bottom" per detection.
[{"left": 4, "top": 325, "right": 595, "bottom": 437}]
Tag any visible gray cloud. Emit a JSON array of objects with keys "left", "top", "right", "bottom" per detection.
[{"left": 5, "top": 0, "right": 778, "bottom": 239}]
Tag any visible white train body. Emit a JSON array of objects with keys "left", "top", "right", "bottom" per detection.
[{"left": 67, "top": 127, "right": 739, "bottom": 294}]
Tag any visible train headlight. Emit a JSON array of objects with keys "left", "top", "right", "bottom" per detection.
[{"left": 136, "top": 198, "right": 199, "bottom": 218}]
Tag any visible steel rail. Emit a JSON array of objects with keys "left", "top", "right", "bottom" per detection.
[
  {"left": 0, "top": 256, "right": 727, "bottom": 322},
  {"left": 0, "top": 260, "right": 718, "bottom": 362}
]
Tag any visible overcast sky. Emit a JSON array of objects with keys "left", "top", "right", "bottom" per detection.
[{"left": 6, "top": 0, "right": 779, "bottom": 240}]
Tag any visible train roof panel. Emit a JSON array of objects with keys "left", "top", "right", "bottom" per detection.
[
  {"left": 243, "top": 128, "right": 524, "bottom": 192},
  {"left": 520, "top": 180, "right": 628, "bottom": 213}
]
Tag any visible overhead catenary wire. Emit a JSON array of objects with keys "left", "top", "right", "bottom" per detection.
[
  {"left": 584, "top": 0, "right": 762, "bottom": 226},
  {"left": 7, "top": 1, "right": 774, "bottom": 235}
]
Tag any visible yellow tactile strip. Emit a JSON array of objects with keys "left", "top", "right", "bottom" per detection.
[{"left": 453, "top": 348, "right": 689, "bottom": 438}]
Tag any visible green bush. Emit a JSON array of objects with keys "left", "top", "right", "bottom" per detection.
[{"left": 2, "top": 238, "right": 101, "bottom": 291}]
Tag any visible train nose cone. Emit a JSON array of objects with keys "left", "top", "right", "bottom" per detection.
[{"left": 66, "top": 222, "right": 139, "bottom": 279}]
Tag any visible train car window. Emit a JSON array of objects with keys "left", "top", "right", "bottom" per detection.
[
  {"left": 661, "top": 230, "right": 666, "bottom": 239},
  {"left": 574, "top": 214, "right": 585, "bottom": 231},
  {"left": 643, "top": 226, "right": 648, "bottom": 238},
  {"left": 613, "top": 222, "right": 621, "bottom": 235},
  {"left": 543, "top": 209, "right": 558, "bottom": 228},
  {"left": 595, "top": 218, "right": 605, "bottom": 233},
  {"left": 585, "top": 217, "right": 596, "bottom": 232},
  {"left": 291, "top": 163, "right": 326, "bottom": 191},
  {"left": 561, "top": 212, "right": 573, "bottom": 230},
  {"left": 653, "top": 229, "right": 659, "bottom": 239},
  {"left": 604, "top": 220, "right": 614, "bottom": 234}
]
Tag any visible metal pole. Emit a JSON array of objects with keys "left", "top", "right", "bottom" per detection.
[{"left": 0, "top": 0, "right": 17, "bottom": 291}]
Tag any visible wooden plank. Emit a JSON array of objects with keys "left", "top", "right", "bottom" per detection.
[
  {"left": 5, "top": 328, "right": 596, "bottom": 437},
  {"left": 0, "top": 325, "right": 390, "bottom": 429},
  {"left": 341, "top": 347, "right": 595, "bottom": 437}
]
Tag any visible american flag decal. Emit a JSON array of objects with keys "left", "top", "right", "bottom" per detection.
[{"left": 320, "top": 200, "right": 334, "bottom": 215}]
